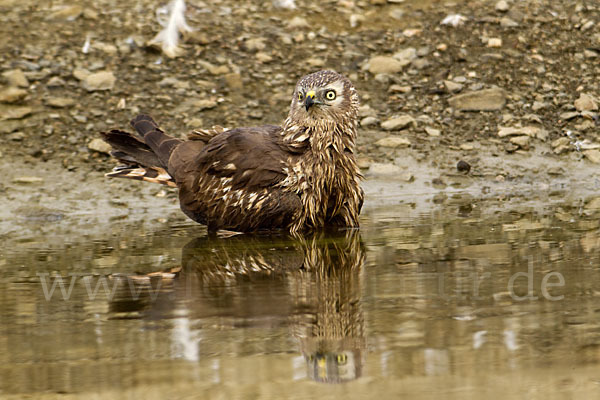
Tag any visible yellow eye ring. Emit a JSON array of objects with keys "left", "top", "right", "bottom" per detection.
[
  {"left": 336, "top": 353, "right": 347, "bottom": 365},
  {"left": 298, "top": 92, "right": 303, "bottom": 101},
  {"left": 325, "top": 90, "right": 336, "bottom": 100}
]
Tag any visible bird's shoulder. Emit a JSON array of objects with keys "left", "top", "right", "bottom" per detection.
[{"left": 174, "top": 124, "right": 298, "bottom": 191}]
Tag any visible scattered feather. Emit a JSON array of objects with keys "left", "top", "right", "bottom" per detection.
[
  {"left": 82, "top": 35, "right": 91, "bottom": 54},
  {"left": 272, "top": 0, "right": 296, "bottom": 10},
  {"left": 441, "top": 14, "right": 468, "bottom": 27},
  {"left": 147, "top": 0, "right": 193, "bottom": 58}
]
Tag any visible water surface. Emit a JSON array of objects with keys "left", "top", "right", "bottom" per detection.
[{"left": 2, "top": 197, "right": 600, "bottom": 399}]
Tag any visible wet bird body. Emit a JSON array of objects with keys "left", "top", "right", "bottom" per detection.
[{"left": 100, "top": 70, "right": 363, "bottom": 232}]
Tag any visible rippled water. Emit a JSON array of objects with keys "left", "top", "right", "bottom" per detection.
[{"left": 3, "top": 197, "right": 600, "bottom": 399}]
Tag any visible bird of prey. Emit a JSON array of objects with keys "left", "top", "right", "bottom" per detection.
[{"left": 100, "top": 70, "right": 363, "bottom": 233}]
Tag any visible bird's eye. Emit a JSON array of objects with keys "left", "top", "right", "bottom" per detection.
[
  {"left": 336, "top": 353, "right": 347, "bottom": 365},
  {"left": 325, "top": 90, "right": 336, "bottom": 100},
  {"left": 298, "top": 92, "right": 303, "bottom": 101}
]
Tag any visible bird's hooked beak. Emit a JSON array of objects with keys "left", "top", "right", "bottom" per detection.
[{"left": 305, "top": 90, "right": 319, "bottom": 111}]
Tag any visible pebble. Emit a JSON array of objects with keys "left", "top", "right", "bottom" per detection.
[
  {"left": 497, "top": 125, "right": 543, "bottom": 138},
  {"left": 375, "top": 136, "right": 411, "bottom": 148},
  {"left": 457, "top": 160, "right": 471, "bottom": 173},
  {"left": 500, "top": 17, "right": 519, "bottom": 28},
  {"left": 2, "top": 69, "right": 29, "bottom": 87},
  {"left": 560, "top": 111, "right": 580, "bottom": 121},
  {"left": 381, "top": 115, "right": 416, "bottom": 130},
  {"left": 13, "top": 176, "right": 44, "bottom": 184},
  {"left": 369, "top": 163, "right": 402, "bottom": 175},
  {"left": 0, "top": 106, "right": 32, "bottom": 120},
  {"left": 393, "top": 48, "right": 417, "bottom": 65},
  {"left": 360, "top": 116, "right": 378, "bottom": 127},
  {"left": 47, "top": 5, "right": 82, "bottom": 20},
  {"left": 47, "top": 76, "right": 66, "bottom": 87},
  {"left": 574, "top": 93, "right": 598, "bottom": 112},
  {"left": 425, "top": 127, "right": 441, "bottom": 137},
  {"left": 444, "top": 80, "right": 463, "bottom": 93},
  {"left": 389, "top": 85, "right": 412, "bottom": 93},
  {"left": 45, "top": 97, "right": 76, "bottom": 108},
  {"left": 448, "top": 88, "right": 506, "bottom": 111},
  {"left": 584, "top": 150, "right": 600, "bottom": 164},
  {"left": 401, "top": 172, "right": 414, "bottom": 182},
  {"left": 288, "top": 16, "right": 309, "bottom": 29},
  {"left": 0, "top": 87, "right": 27, "bottom": 104},
  {"left": 495, "top": 0, "right": 509, "bottom": 12},
  {"left": 366, "top": 56, "right": 405, "bottom": 75},
  {"left": 510, "top": 136, "right": 530, "bottom": 149},
  {"left": 531, "top": 101, "right": 548, "bottom": 111},
  {"left": 487, "top": 38, "right": 503, "bottom": 48},
  {"left": 88, "top": 138, "right": 112, "bottom": 154},
  {"left": 224, "top": 73, "right": 243, "bottom": 90},
  {"left": 82, "top": 71, "right": 116, "bottom": 92}
]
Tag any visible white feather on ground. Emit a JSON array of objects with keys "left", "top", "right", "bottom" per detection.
[
  {"left": 272, "top": 0, "right": 296, "bottom": 10},
  {"left": 148, "top": 0, "right": 193, "bottom": 58}
]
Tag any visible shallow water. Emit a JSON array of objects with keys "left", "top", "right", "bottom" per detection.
[{"left": 3, "top": 197, "right": 600, "bottom": 399}]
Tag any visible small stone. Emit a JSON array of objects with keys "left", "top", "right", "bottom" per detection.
[
  {"left": 411, "top": 58, "right": 430, "bottom": 69},
  {"left": 45, "top": 97, "right": 76, "bottom": 108},
  {"left": 245, "top": 38, "right": 266, "bottom": 51},
  {"left": 47, "top": 76, "right": 66, "bottom": 87},
  {"left": 2, "top": 69, "right": 28, "bottom": 87},
  {"left": 88, "top": 138, "right": 112, "bottom": 154},
  {"left": 72, "top": 68, "right": 90, "bottom": 81},
  {"left": 186, "top": 118, "right": 204, "bottom": 128},
  {"left": 393, "top": 48, "right": 417, "bottom": 64},
  {"left": 13, "top": 176, "right": 43, "bottom": 184},
  {"left": 495, "top": 0, "right": 509, "bottom": 12},
  {"left": 425, "top": 127, "right": 441, "bottom": 137},
  {"left": 574, "top": 93, "right": 598, "bottom": 112},
  {"left": 369, "top": 163, "right": 402, "bottom": 175},
  {"left": 224, "top": 73, "right": 243, "bottom": 90},
  {"left": 531, "top": 101, "right": 548, "bottom": 111},
  {"left": 82, "top": 71, "right": 116, "bottom": 91},
  {"left": 381, "top": 115, "right": 416, "bottom": 130},
  {"left": 47, "top": 5, "right": 82, "bottom": 20},
  {"left": 375, "top": 136, "right": 411, "bottom": 148},
  {"left": 457, "top": 160, "right": 471, "bottom": 173},
  {"left": 497, "top": 125, "right": 542, "bottom": 138},
  {"left": 0, "top": 87, "right": 27, "bottom": 104},
  {"left": 389, "top": 85, "right": 412, "bottom": 93},
  {"left": 444, "top": 80, "right": 463, "bottom": 93},
  {"left": 584, "top": 150, "right": 600, "bottom": 164},
  {"left": 8, "top": 131, "right": 25, "bottom": 141},
  {"left": 449, "top": 88, "right": 506, "bottom": 111},
  {"left": 560, "top": 111, "right": 580, "bottom": 121},
  {"left": 551, "top": 137, "right": 570, "bottom": 148},
  {"left": 510, "top": 135, "right": 530, "bottom": 149},
  {"left": 193, "top": 99, "right": 218, "bottom": 111},
  {"left": 401, "top": 172, "right": 414, "bottom": 182},
  {"left": 288, "top": 16, "right": 309, "bottom": 29},
  {"left": 460, "top": 143, "right": 474, "bottom": 150},
  {"left": 367, "top": 56, "right": 405, "bottom": 74},
  {"left": 487, "top": 38, "right": 503, "bottom": 48},
  {"left": 197, "top": 61, "right": 229, "bottom": 75},
  {"left": 0, "top": 106, "right": 32, "bottom": 120},
  {"left": 360, "top": 116, "right": 378, "bottom": 127},
  {"left": 500, "top": 17, "right": 519, "bottom": 27}
]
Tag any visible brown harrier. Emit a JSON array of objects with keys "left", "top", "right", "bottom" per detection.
[{"left": 100, "top": 70, "right": 363, "bottom": 232}]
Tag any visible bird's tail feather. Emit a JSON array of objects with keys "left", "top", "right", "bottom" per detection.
[
  {"left": 105, "top": 165, "right": 177, "bottom": 187},
  {"left": 100, "top": 115, "right": 182, "bottom": 187}
]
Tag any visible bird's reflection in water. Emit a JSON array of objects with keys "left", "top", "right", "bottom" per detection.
[{"left": 109, "top": 229, "right": 366, "bottom": 383}]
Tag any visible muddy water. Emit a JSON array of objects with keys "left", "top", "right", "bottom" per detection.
[{"left": 2, "top": 198, "right": 600, "bottom": 399}]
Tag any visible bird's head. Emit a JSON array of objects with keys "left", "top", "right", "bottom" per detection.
[{"left": 287, "top": 70, "right": 359, "bottom": 131}]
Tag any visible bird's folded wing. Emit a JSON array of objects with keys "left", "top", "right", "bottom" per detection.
[{"left": 180, "top": 124, "right": 290, "bottom": 191}]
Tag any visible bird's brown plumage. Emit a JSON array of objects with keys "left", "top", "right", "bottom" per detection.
[{"left": 100, "top": 70, "right": 363, "bottom": 232}]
